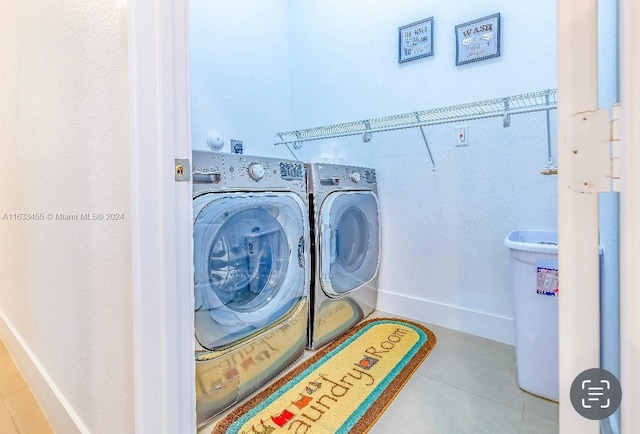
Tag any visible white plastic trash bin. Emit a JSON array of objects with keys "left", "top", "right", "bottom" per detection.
[{"left": 505, "top": 231, "right": 559, "bottom": 402}]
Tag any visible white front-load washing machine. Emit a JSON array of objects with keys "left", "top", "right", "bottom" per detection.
[
  {"left": 192, "top": 151, "right": 309, "bottom": 427},
  {"left": 306, "top": 162, "right": 380, "bottom": 350}
]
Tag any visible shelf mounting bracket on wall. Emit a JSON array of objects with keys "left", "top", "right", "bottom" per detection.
[
  {"left": 413, "top": 112, "right": 436, "bottom": 170},
  {"left": 419, "top": 126, "right": 436, "bottom": 170},
  {"left": 363, "top": 121, "right": 372, "bottom": 142},
  {"left": 540, "top": 92, "right": 557, "bottom": 175},
  {"left": 503, "top": 99, "right": 511, "bottom": 127}
]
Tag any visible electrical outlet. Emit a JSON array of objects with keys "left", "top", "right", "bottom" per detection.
[{"left": 455, "top": 126, "right": 469, "bottom": 146}]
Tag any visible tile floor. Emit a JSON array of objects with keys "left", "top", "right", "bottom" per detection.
[
  {"left": 200, "top": 311, "right": 559, "bottom": 433},
  {"left": 0, "top": 340, "right": 53, "bottom": 434},
  {"left": 2, "top": 313, "right": 558, "bottom": 434},
  {"left": 369, "top": 316, "right": 559, "bottom": 434}
]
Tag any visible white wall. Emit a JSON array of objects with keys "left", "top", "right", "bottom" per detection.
[
  {"left": 288, "top": 1, "right": 557, "bottom": 127},
  {"left": 0, "top": 2, "right": 133, "bottom": 433},
  {"left": 190, "top": 0, "right": 558, "bottom": 343},
  {"left": 287, "top": 1, "right": 558, "bottom": 344},
  {"left": 189, "top": 0, "right": 293, "bottom": 158}
]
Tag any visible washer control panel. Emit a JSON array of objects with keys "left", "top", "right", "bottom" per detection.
[{"left": 224, "top": 153, "right": 306, "bottom": 191}]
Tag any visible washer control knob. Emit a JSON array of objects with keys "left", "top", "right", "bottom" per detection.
[
  {"left": 247, "top": 163, "right": 265, "bottom": 181},
  {"left": 349, "top": 171, "right": 361, "bottom": 183}
]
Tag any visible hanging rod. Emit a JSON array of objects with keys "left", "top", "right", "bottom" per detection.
[{"left": 274, "top": 89, "right": 557, "bottom": 147}]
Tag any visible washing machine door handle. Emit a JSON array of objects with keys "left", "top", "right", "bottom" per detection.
[{"left": 321, "top": 222, "right": 332, "bottom": 282}]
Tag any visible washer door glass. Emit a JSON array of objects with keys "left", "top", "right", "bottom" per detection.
[
  {"left": 193, "top": 192, "right": 308, "bottom": 350},
  {"left": 319, "top": 191, "right": 380, "bottom": 297},
  {"left": 208, "top": 208, "right": 288, "bottom": 311}
]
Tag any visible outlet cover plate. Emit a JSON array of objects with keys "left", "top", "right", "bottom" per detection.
[{"left": 455, "top": 126, "right": 469, "bottom": 146}]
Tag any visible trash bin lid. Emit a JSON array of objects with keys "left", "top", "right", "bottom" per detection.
[
  {"left": 504, "top": 231, "right": 603, "bottom": 255},
  {"left": 504, "top": 231, "right": 558, "bottom": 254}
]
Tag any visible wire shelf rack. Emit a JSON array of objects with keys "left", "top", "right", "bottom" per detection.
[{"left": 275, "top": 89, "right": 557, "bottom": 148}]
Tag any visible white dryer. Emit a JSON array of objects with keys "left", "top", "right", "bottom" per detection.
[
  {"left": 307, "top": 162, "right": 380, "bottom": 350},
  {"left": 192, "top": 151, "right": 309, "bottom": 427}
]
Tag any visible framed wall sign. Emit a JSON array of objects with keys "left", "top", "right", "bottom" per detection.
[
  {"left": 455, "top": 13, "right": 500, "bottom": 66},
  {"left": 398, "top": 17, "right": 434, "bottom": 63}
]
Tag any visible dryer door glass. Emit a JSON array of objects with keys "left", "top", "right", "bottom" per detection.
[
  {"left": 193, "top": 192, "right": 308, "bottom": 350},
  {"left": 335, "top": 207, "right": 369, "bottom": 273},
  {"left": 319, "top": 191, "right": 380, "bottom": 296}
]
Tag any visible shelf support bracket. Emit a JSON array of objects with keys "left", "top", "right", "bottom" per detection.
[
  {"left": 419, "top": 126, "right": 436, "bottom": 170},
  {"left": 568, "top": 105, "right": 620, "bottom": 192},
  {"left": 278, "top": 135, "right": 301, "bottom": 161},
  {"left": 545, "top": 92, "right": 554, "bottom": 167}
]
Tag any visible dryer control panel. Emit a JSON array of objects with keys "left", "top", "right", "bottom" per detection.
[{"left": 309, "top": 163, "right": 377, "bottom": 194}]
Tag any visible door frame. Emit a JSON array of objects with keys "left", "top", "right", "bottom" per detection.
[
  {"left": 127, "top": 0, "right": 195, "bottom": 432},
  {"left": 619, "top": 0, "right": 640, "bottom": 431},
  {"left": 557, "top": 1, "right": 601, "bottom": 432}
]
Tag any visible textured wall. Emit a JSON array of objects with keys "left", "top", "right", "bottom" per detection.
[
  {"left": 189, "top": 0, "right": 293, "bottom": 158},
  {"left": 288, "top": 0, "right": 557, "bottom": 128},
  {"left": 286, "top": 0, "right": 558, "bottom": 343},
  {"left": 0, "top": 1, "right": 133, "bottom": 432}
]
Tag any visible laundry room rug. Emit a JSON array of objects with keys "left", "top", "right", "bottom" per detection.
[{"left": 212, "top": 318, "right": 436, "bottom": 434}]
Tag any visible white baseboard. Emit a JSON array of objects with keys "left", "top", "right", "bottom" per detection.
[
  {"left": 0, "top": 310, "right": 88, "bottom": 433},
  {"left": 377, "top": 290, "right": 515, "bottom": 345}
]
